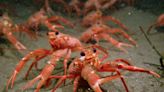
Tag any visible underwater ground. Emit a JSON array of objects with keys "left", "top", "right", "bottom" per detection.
[{"left": 0, "top": 0, "right": 164, "bottom": 92}]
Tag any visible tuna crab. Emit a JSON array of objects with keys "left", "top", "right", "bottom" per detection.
[
  {"left": 34, "top": 0, "right": 69, "bottom": 14},
  {"left": 47, "top": 47, "right": 160, "bottom": 92},
  {"left": 0, "top": 13, "right": 36, "bottom": 52},
  {"left": 83, "top": 0, "right": 115, "bottom": 14},
  {"left": 83, "top": 0, "right": 134, "bottom": 14},
  {"left": 6, "top": 31, "right": 83, "bottom": 91},
  {"left": 82, "top": 10, "right": 129, "bottom": 31},
  {"left": 23, "top": 8, "right": 74, "bottom": 33},
  {"left": 80, "top": 22, "right": 136, "bottom": 53},
  {"left": 18, "top": 32, "right": 96, "bottom": 92}
]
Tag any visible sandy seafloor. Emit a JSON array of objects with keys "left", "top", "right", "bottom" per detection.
[{"left": 0, "top": 3, "right": 164, "bottom": 92}]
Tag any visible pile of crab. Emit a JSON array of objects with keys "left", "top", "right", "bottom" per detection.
[
  {"left": 1, "top": 0, "right": 163, "bottom": 92},
  {"left": 6, "top": 30, "right": 160, "bottom": 92},
  {"left": 32, "top": 0, "right": 135, "bottom": 16}
]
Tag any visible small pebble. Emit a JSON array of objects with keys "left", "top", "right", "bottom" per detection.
[{"left": 128, "top": 12, "right": 132, "bottom": 15}]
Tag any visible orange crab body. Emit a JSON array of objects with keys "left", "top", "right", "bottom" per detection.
[
  {"left": 24, "top": 9, "right": 74, "bottom": 33},
  {"left": 0, "top": 13, "right": 29, "bottom": 51}
]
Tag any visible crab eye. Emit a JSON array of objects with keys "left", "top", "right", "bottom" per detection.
[
  {"left": 80, "top": 52, "right": 85, "bottom": 56},
  {"left": 80, "top": 52, "right": 85, "bottom": 61},
  {"left": 55, "top": 31, "right": 59, "bottom": 35},
  {"left": 93, "top": 48, "right": 96, "bottom": 53}
]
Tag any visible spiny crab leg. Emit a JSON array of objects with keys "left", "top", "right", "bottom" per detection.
[
  {"left": 98, "top": 60, "right": 160, "bottom": 92},
  {"left": 81, "top": 65, "right": 121, "bottom": 92},
  {"left": 55, "top": 0, "right": 70, "bottom": 13},
  {"left": 70, "top": 3, "right": 82, "bottom": 16},
  {"left": 44, "top": 20, "right": 64, "bottom": 32},
  {"left": 15, "top": 24, "right": 38, "bottom": 40},
  {"left": 50, "top": 74, "right": 78, "bottom": 92},
  {"left": 112, "top": 59, "right": 131, "bottom": 65},
  {"left": 24, "top": 54, "right": 51, "bottom": 79},
  {"left": 107, "top": 28, "right": 137, "bottom": 46},
  {"left": 96, "top": 33, "right": 133, "bottom": 53},
  {"left": 46, "top": 16, "right": 75, "bottom": 28},
  {"left": 102, "top": 16, "right": 129, "bottom": 31},
  {"left": 63, "top": 49, "right": 72, "bottom": 75},
  {"left": 44, "top": 0, "right": 55, "bottom": 15},
  {"left": 2, "top": 28, "right": 26, "bottom": 51},
  {"left": 83, "top": 0, "right": 101, "bottom": 14},
  {"left": 21, "top": 49, "right": 72, "bottom": 92},
  {"left": 6, "top": 49, "right": 51, "bottom": 90},
  {"left": 101, "top": 0, "right": 117, "bottom": 9},
  {"left": 116, "top": 63, "right": 160, "bottom": 78}
]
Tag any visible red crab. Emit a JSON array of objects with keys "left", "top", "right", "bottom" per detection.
[
  {"left": 83, "top": 0, "right": 134, "bottom": 15},
  {"left": 47, "top": 47, "right": 160, "bottom": 92},
  {"left": 6, "top": 31, "right": 83, "bottom": 91},
  {"left": 34, "top": 0, "right": 70, "bottom": 14},
  {"left": 82, "top": 10, "right": 129, "bottom": 31},
  {"left": 23, "top": 8, "right": 74, "bottom": 33},
  {"left": 80, "top": 22, "right": 136, "bottom": 53},
  {"left": 0, "top": 13, "right": 36, "bottom": 52}
]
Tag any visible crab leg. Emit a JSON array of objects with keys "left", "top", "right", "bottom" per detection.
[
  {"left": 94, "top": 0, "right": 101, "bottom": 10},
  {"left": 96, "top": 33, "right": 133, "bottom": 53},
  {"left": 102, "top": 16, "right": 129, "bottom": 31},
  {"left": 16, "top": 24, "right": 38, "bottom": 40},
  {"left": 22, "top": 59, "right": 58, "bottom": 92},
  {"left": 46, "top": 16, "right": 74, "bottom": 28},
  {"left": 101, "top": 0, "right": 117, "bottom": 9},
  {"left": 54, "top": 0, "right": 70, "bottom": 13},
  {"left": 44, "top": 0, "right": 54, "bottom": 14},
  {"left": 73, "top": 76, "right": 80, "bottom": 92},
  {"left": 98, "top": 64, "right": 130, "bottom": 92},
  {"left": 116, "top": 63, "right": 160, "bottom": 78},
  {"left": 22, "top": 49, "right": 69, "bottom": 92},
  {"left": 24, "top": 54, "right": 51, "bottom": 79},
  {"left": 114, "top": 59, "right": 131, "bottom": 65},
  {"left": 63, "top": 49, "right": 72, "bottom": 75},
  {"left": 51, "top": 74, "right": 78, "bottom": 92},
  {"left": 83, "top": 0, "right": 101, "bottom": 15},
  {"left": 97, "top": 61, "right": 160, "bottom": 92},
  {"left": 2, "top": 28, "right": 26, "bottom": 51},
  {"left": 72, "top": 4, "right": 81, "bottom": 16},
  {"left": 81, "top": 65, "right": 121, "bottom": 92},
  {"left": 6, "top": 49, "right": 51, "bottom": 90},
  {"left": 99, "top": 61, "right": 160, "bottom": 78},
  {"left": 108, "top": 28, "right": 136, "bottom": 45},
  {"left": 44, "top": 20, "right": 64, "bottom": 32}
]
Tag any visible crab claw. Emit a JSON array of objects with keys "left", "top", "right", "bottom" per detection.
[
  {"left": 128, "top": 37, "right": 137, "bottom": 46},
  {"left": 117, "top": 63, "right": 161, "bottom": 78},
  {"left": 6, "top": 70, "right": 18, "bottom": 90}
]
